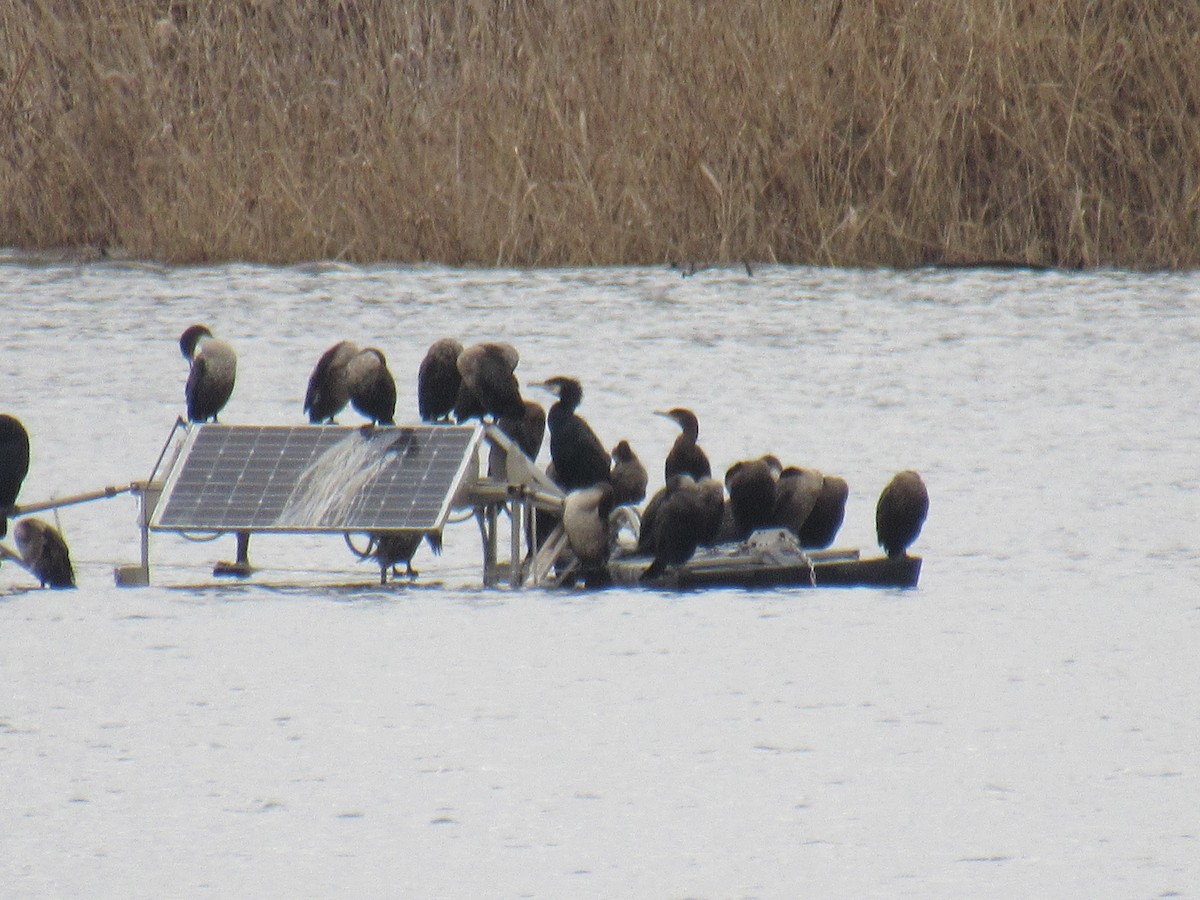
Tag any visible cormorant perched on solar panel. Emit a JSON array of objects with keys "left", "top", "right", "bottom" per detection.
[
  {"left": 456, "top": 342, "right": 525, "bottom": 421},
  {"left": 798, "top": 473, "right": 849, "bottom": 549},
  {"left": 370, "top": 531, "right": 442, "bottom": 583},
  {"left": 657, "top": 408, "right": 711, "bottom": 481},
  {"left": 724, "top": 455, "right": 782, "bottom": 540},
  {"left": 772, "top": 466, "right": 824, "bottom": 538},
  {"left": 14, "top": 518, "right": 75, "bottom": 588},
  {"left": 533, "top": 376, "right": 611, "bottom": 491},
  {"left": 179, "top": 324, "right": 236, "bottom": 423},
  {"left": 304, "top": 340, "right": 359, "bottom": 423},
  {"left": 875, "top": 470, "right": 929, "bottom": 558},
  {"left": 609, "top": 440, "right": 648, "bottom": 507},
  {"left": 345, "top": 347, "right": 396, "bottom": 425},
  {"left": 0, "top": 414, "right": 30, "bottom": 539},
  {"left": 562, "top": 482, "right": 615, "bottom": 586},
  {"left": 418, "top": 338, "right": 464, "bottom": 422}
]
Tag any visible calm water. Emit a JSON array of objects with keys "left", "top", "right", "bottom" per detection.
[{"left": 2, "top": 256, "right": 1197, "bottom": 897}]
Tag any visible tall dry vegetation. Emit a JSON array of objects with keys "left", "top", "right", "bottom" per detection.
[{"left": 2, "top": 0, "right": 1199, "bottom": 267}]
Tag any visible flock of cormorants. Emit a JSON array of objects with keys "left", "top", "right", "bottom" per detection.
[{"left": 0, "top": 323, "right": 929, "bottom": 589}]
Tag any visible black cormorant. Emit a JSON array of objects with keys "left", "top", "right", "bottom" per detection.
[
  {"left": 418, "top": 338, "right": 464, "bottom": 422},
  {"left": 724, "top": 455, "right": 782, "bottom": 540},
  {"left": 0, "top": 414, "right": 30, "bottom": 538},
  {"left": 345, "top": 347, "right": 397, "bottom": 425},
  {"left": 456, "top": 342, "right": 525, "bottom": 421},
  {"left": 497, "top": 400, "right": 546, "bottom": 461},
  {"left": 657, "top": 408, "right": 711, "bottom": 481},
  {"left": 304, "top": 340, "right": 359, "bottom": 423},
  {"left": 640, "top": 474, "right": 707, "bottom": 581},
  {"left": 609, "top": 440, "right": 648, "bottom": 506},
  {"left": 370, "top": 531, "right": 441, "bottom": 583},
  {"left": 14, "top": 518, "right": 75, "bottom": 588},
  {"left": 875, "top": 470, "right": 929, "bottom": 558},
  {"left": 534, "top": 376, "right": 611, "bottom": 491},
  {"left": 562, "top": 482, "right": 615, "bottom": 585},
  {"left": 798, "top": 474, "right": 849, "bottom": 549},
  {"left": 179, "top": 324, "right": 237, "bottom": 423},
  {"left": 772, "top": 466, "right": 824, "bottom": 538}
]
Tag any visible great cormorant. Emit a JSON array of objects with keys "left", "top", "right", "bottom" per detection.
[
  {"left": 798, "top": 474, "right": 849, "bottom": 549},
  {"left": 304, "top": 340, "right": 359, "bottom": 423},
  {"left": 179, "top": 324, "right": 236, "bottom": 423},
  {"left": 345, "top": 347, "right": 397, "bottom": 425},
  {"left": 14, "top": 517, "right": 75, "bottom": 588},
  {"left": 0, "top": 414, "right": 30, "bottom": 539},
  {"left": 772, "top": 466, "right": 824, "bottom": 538},
  {"left": 640, "top": 474, "right": 707, "bottom": 581},
  {"left": 562, "top": 482, "right": 616, "bottom": 585},
  {"left": 370, "top": 531, "right": 441, "bottom": 583},
  {"left": 609, "top": 440, "right": 648, "bottom": 506},
  {"left": 657, "top": 408, "right": 711, "bottom": 481},
  {"left": 875, "top": 470, "right": 929, "bottom": 558},
  {"left": 533, "top": 376, "right": 611, "bottom": 491},
  {"left": 418, "top": 338, "right": 464, "bottom": 422},
  {"left": 724, "top": 455, "right": 782, "bottom": 540},
  {"left": 456, "top": 342, "right": 525, "bottom": 421}
]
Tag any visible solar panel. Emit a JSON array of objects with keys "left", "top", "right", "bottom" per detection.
[{"left": 150, "top": 425, "right": 481, "bottom": 532}]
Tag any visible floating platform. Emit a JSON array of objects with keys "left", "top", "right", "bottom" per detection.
[{"left": 606, "top": 529, "right": 921, "bottom": 590}]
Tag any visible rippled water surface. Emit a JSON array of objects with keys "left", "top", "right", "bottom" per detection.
[{"left": 2, "top": 256, "right": 1198, "bottom": 897}]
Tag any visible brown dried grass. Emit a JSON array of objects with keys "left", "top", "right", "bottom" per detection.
[{"left": 2, "top": 0, "right": 1199, "bottom": 267}]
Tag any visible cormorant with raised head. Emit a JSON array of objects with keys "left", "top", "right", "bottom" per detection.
[
  {"left": 609, "top": 440, "right": 648, "bottom": 506},
  {"left": 562, "top": 482, "right": 615, "bottom": 586},
  {"left": 179, "top": 324, "right": 237, "bottom": 423},
  {"left": 876, "top": 470, "right": 929, "bottom": 558},
  {"left": 14, "top": 517, "right": 75, "bottom": 588},
  {"left": 0, "top": 414, "right": 30, "bottom": 538},
  {"left": 304, "top": 340, "right": 359, "bottom": 423},
  {"left": 456, "top": 342, "right": 525, "bottom": 421},
  {"left": 345, "top": 347, "right": 396, "bottom": 425},
  {"left": 798, "top": 473, "right": 849, "bottom": 549},
  {"left": 418, "top": 338, "right": 464, "bottom": 422},
  {"left": 657, "top": 407, "right": 711, "bottom": 481},
  {"left": 533, "top": 376, "right": 611, "bottom": 491},
  {"left": 724, "top": 455, "right": 782, "bottom": 540}
]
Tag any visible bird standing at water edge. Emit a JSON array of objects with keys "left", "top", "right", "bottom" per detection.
[
  {"left": 876, "top": 470, "right": 929, "bottom": 558},
  {"left": 180, "top": 324, "right": 237, "bottom": 423},
  {"left": 0, "top": 414, "right": 30, "bottom": 538}
]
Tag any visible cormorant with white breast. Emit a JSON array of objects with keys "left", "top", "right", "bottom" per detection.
[
  {"left": 179, "top": 324, "right": 237, "bottom": 423},
  {"left": 657, "top": 408, "right": 711, "bottom": 481},
  {"left": 304, "top": 340, "right": 359, "bottom": 423},
  {"left": 14, "top": 517, "right": 76, "bottom": 588},
  {"left": 533, "top": 376, "right": 611, "bottom": 491},
  {"left": 345, "top": 347, "right": 397, "bottom": 425},
  {"left": 609, "top": 440, "right": 648, "bottom": 507},
  {"left": 0, "top": 414, "right": 30, "bottom": 539},
  {"left": 456, "top": 342, "right": 525, "bottom": 421},
  {"left": 875, "top": 470, "right": 929, "bottom": 558},
  {"left": 562, "top": 482, "right": 616, "bottom": 587},
  {"left": 418, "top": 338, "right": 464, "bottom": 422}
]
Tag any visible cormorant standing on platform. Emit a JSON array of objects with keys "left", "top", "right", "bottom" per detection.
[
  {"left": 345, "top": 347, "right": 396, "bottom": 425},
  {"left": 609, "top": 440, "right": 648, "bottom": 507},
  {"left": 418, "top": 338, "right": 464, "bottom": 422},
  {"left": 875, "top": 470, "right": 929, "bottom": 558},
  {"left": 724, "top": 455, "right": 782, "bottom": 540},
  {"left": 456, "top": 342, "right": 525, "bottom": 421},
  {"left": 562, "top": 482, "right": 615, "bottom": 586},
  {"left": 179, "top": 324, "right": 237, "bottom": 423},
  {"left": 498, "top": 400, "right": 546, "bottom": 461},
  {"left": 657, "top": 408, "right": 711, "bottom": 481},
  {"left": 14, "top": 518, "right": 75, "bottom": 588},
  {"left": 304, "top": 340, "right": 359, "bottom": 423},
  {"left": 534, "top": 376, "right": 611, "bottom": 491},
  {"left": 0, "top": 414, "right": 30, "bottom": 538},
  {"left": 640, "top": 474, "right": 707, "bottom": 581},
  {"left": 772, "top": 466, "right": 824, "bottom": 538},
  {"left": 798, "top": 474, "right": 849, "bottom": 549}
]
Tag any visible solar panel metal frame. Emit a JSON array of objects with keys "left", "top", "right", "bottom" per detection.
[{"left": 149, "top": 424, "right": 482, "bottom": 534}]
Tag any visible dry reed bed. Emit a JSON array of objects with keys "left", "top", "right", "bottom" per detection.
[{"left": 2, "top": 0, "right": 1199, "bottom": 267}]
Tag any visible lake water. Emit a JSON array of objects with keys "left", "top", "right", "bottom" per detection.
[{"left": 2, "top": 255, "right": 1197, "bottom": 897}]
